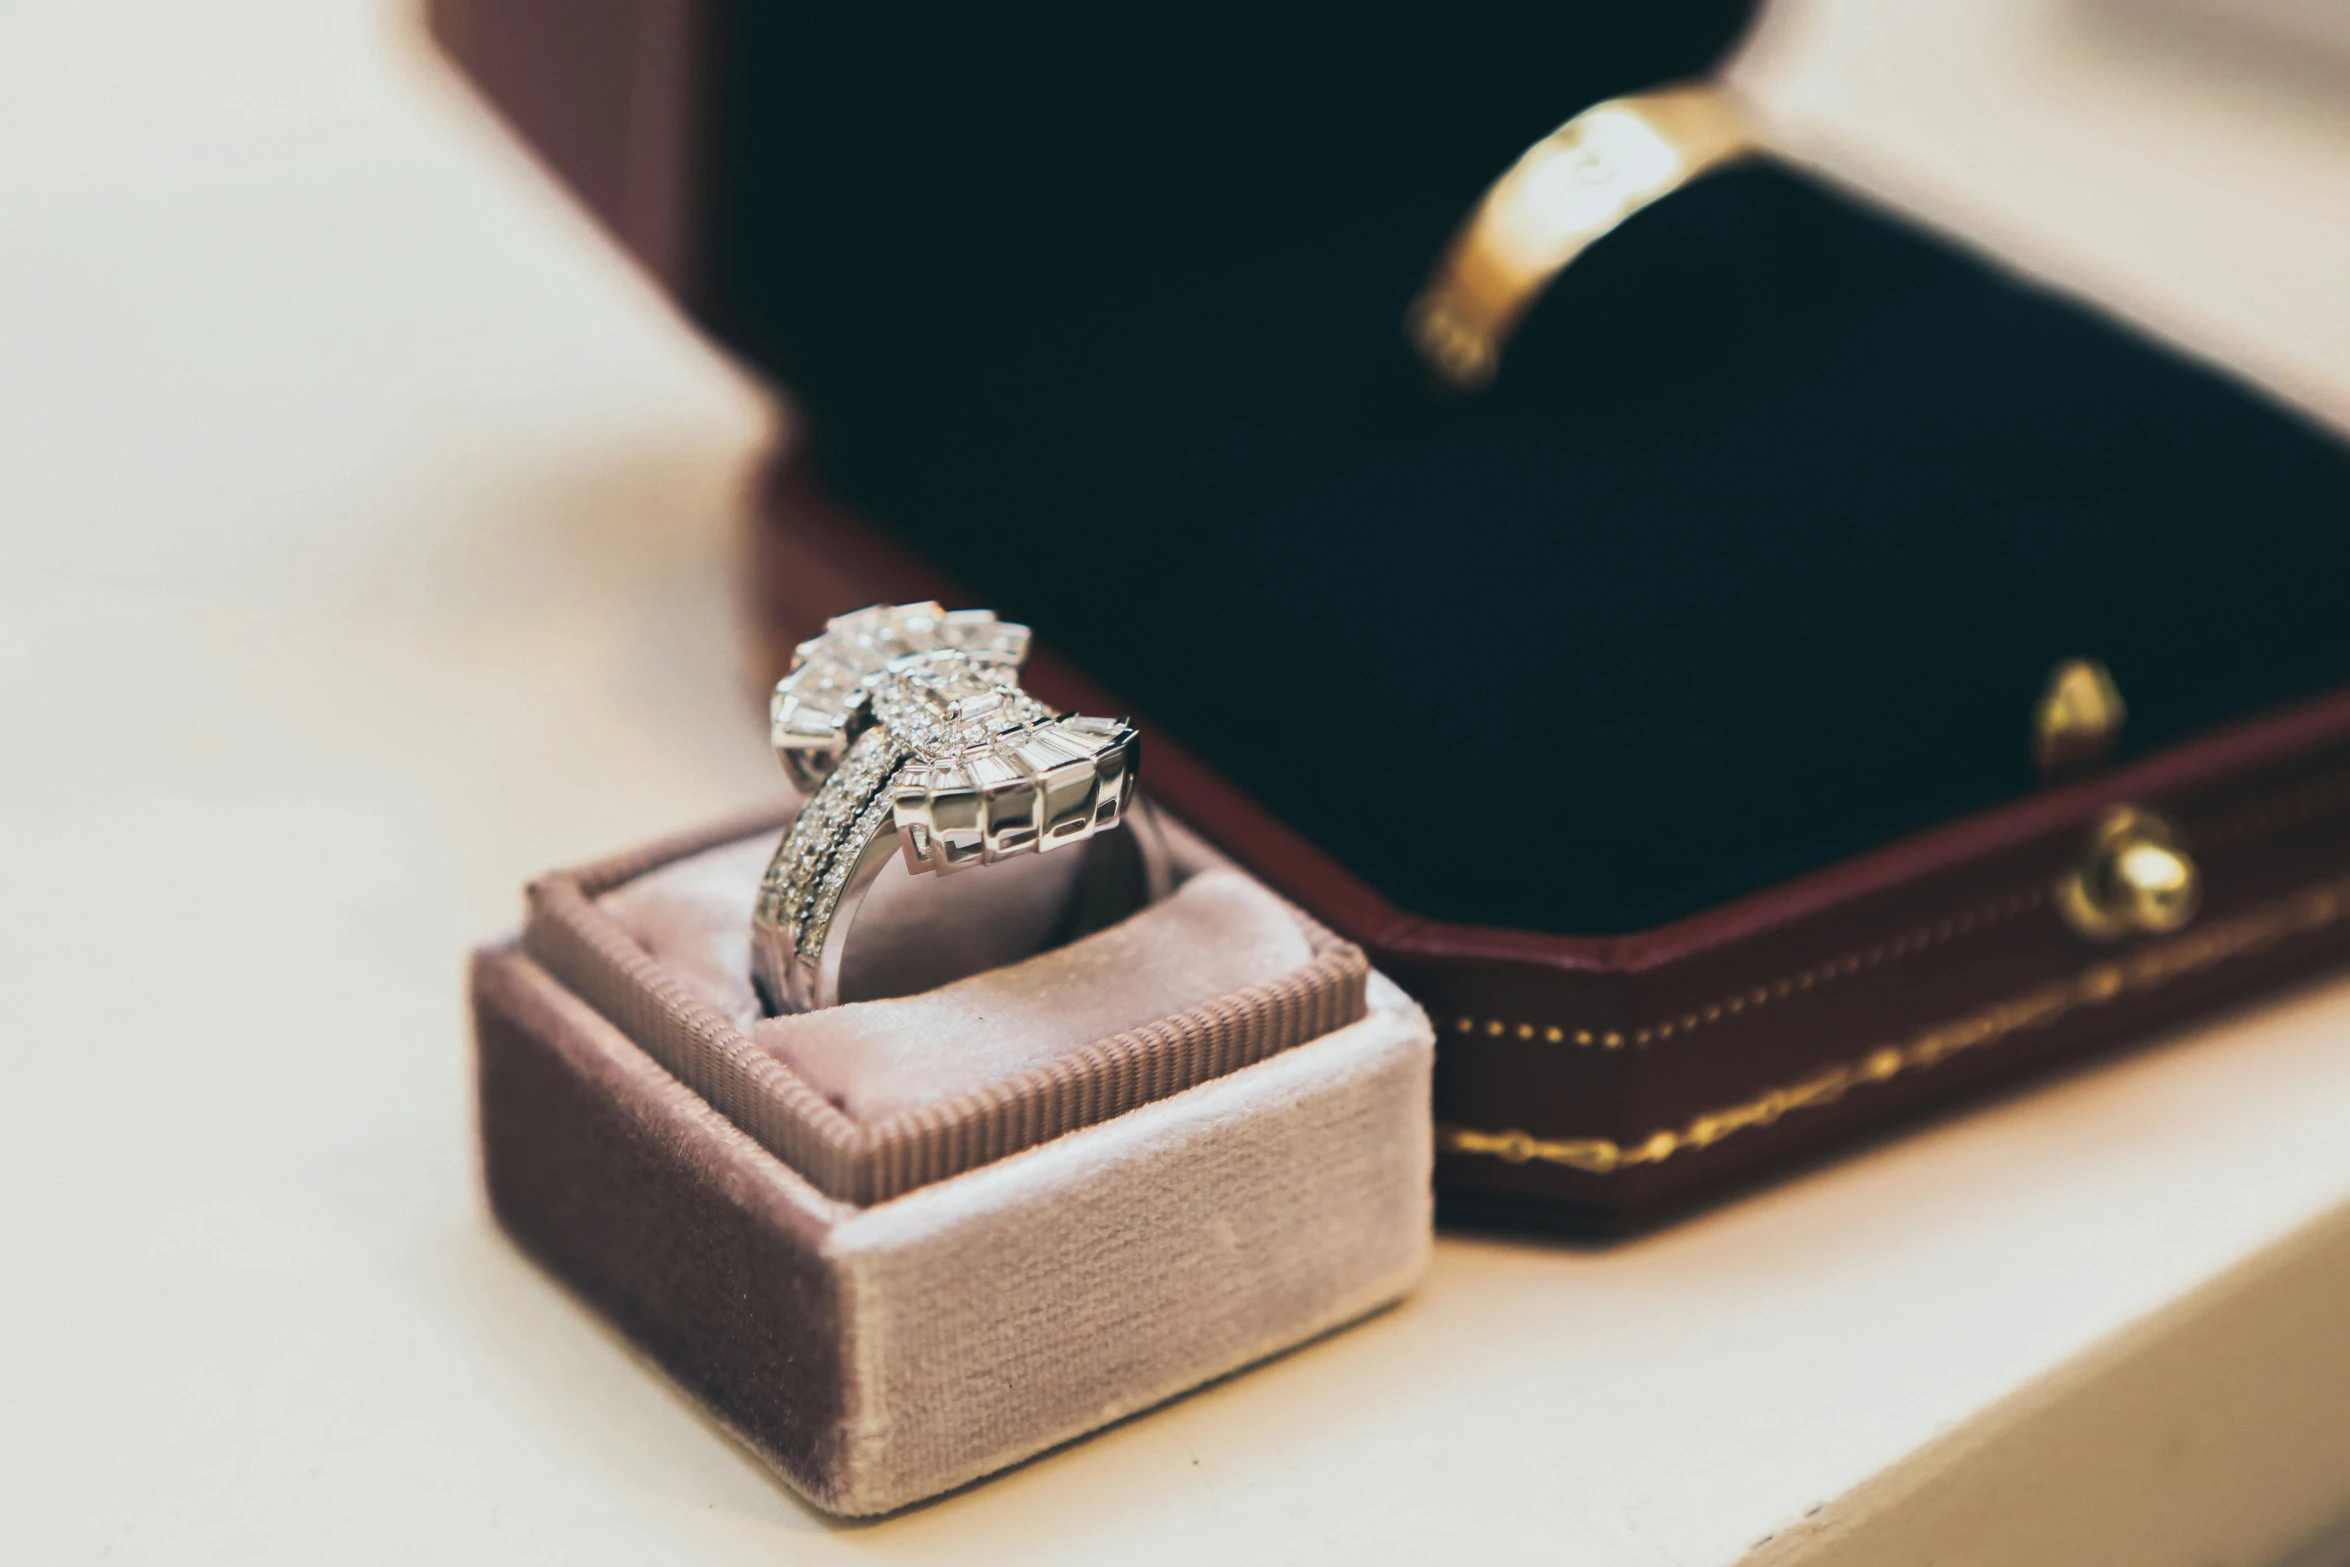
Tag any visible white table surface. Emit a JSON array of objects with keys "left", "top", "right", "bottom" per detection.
[{"left": 6, "top": 3, "right": 2350, "bottom": 1563}]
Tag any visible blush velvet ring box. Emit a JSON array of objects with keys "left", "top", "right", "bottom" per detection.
[
  {"left": 474, "top": 807, "right": 1433, "bottom": 1516},
  {"left": 434, "top": 0, "right": 2350, "bottom": 1237}
]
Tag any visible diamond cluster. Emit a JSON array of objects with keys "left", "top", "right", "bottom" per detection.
[
  {"left": 892, "top": 713, "right": 1137, "bottom": 879},
  {"left": 768, "top": 603, "right": 1029, "bottom": 792},
  {"left": 866, "top": 646, "right": 1058, "bottom": 759},
  {"left": 753, "top": 602, "right": 1140, "bottom": 997}
]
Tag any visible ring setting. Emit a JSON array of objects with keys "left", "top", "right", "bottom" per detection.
[{"left": 753, "top": 603, "right": 1156, "bottom": 1013}]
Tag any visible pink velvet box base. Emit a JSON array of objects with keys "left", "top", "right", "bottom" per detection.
[{"left": 471, "top": 808, "right": 1435, "bottom": 1516}]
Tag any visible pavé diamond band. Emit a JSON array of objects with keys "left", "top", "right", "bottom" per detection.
[{"left": 752, "top": 602, "right": 1168, "bottom": 1014}]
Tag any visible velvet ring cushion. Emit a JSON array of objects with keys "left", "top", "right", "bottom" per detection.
[
  {"left": 603, "top": 832, "right": 1316, "bottom": 1122},
  {"left": 521, "top": 807, "right": 1379, "bottom": 1203},
  {"left": 478, "top": 804, "right": 1434, "bottom": 1514}
]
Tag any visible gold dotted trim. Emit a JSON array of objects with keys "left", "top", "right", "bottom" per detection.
[
  {"left": 2199, "top": 768, "right": 2350, "bottom": 851},
  {"left": 1438, "top": 868, "right": 2350, "bottom": 1175},
  {"left": 1447, "top": 767, "right": 2350, "bottom": 1051},
  {"left": 1449, "top": 885, "right": 2046, "bottom": 1050}
]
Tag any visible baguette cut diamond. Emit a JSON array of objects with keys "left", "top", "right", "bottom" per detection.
[
  {"left": 768, "top": 602, "right": 1032, "bottom": 791},
  {"left": 752, "top": 602, "right": 1149, "bottom": 1013},
  {"left": 865, "top": 646, "right": 1055, "bottom": 759}
]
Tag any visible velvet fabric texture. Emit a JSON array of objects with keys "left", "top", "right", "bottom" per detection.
[
  {"left": 524, "top": 813, "right": 1371, "bottom": 1204},
  {"left": 682, "top": 6, "right": 2350, "bottom": 938},
  {"left": 475, "top": 948, "right": 1432, "bottom": 1516},
  {"left": 598, "top": 834, "right": 1314, "bottom": 1121},
  {"left": 475, "top": 816, "right": 1435, "bottom": 1515}
]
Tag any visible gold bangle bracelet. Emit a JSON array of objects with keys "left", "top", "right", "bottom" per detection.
[{"left": 1406, "top": 81, "right": 1759, "bottom": 391}]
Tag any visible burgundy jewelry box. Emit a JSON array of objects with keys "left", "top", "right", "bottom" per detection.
[{"left": 432, "top": 0, "right": 2350, "bottom": 1229}]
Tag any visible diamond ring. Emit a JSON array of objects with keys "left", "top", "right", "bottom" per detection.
[{"left": 752, "top": 602, "right": 1169, "bottom": 1013}]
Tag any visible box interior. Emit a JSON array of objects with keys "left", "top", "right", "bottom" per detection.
[
  {"left": 602, "top": 830, "right": 1321, "bottom": 1122},
  {"left": 681, "top": 8, "right": 2350, "bottom": 938},
  {"left": 523, "top": 809, "right": 1371, "bottom": 1202}
]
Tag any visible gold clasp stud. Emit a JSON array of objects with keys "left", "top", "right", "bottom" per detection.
[
  {"left": 2056, "top": 806, "right": 2200, "bottom": 942},
  {"left": 2033, "top": 657, "right": 2127, "bottom": 780}
]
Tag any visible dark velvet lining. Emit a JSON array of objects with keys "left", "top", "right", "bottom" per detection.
[{"left": 696, "top": 8, "right": 2350, "bottom": 935}]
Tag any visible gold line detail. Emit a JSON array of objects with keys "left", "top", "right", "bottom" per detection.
[
  {"left": 1438, "top": 869, "right": 2350, "bottom": 1175},
  {"left": 1444, "top": 766, "right": 2350, "bottom": 1052},
  {"left": 2200, "top": 769, "right": 2350, "bottom": 851},
  {"left": 1448, "top": 884, "right": 2047, "bottom": 1050}
]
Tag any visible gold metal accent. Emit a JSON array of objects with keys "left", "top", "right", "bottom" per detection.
[
  {"left": 1406, "top": 82, "right": 1758, "bottom": 390},
  {"left": 1442, "top": 885, "right": 2049, "bottom": 1050},
  {"left": 1439, "top": 868, "right": 2350, "bottom": 1175},
  {"left": 1438, "top": 771, "right": 2350, "bottom": 1053},
  {"left": 2034, "top": 658, "right": 2127, "bottom": 779},
  {"left": 2056, "top": 806, "right": 2201, "bottom": 942}
]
